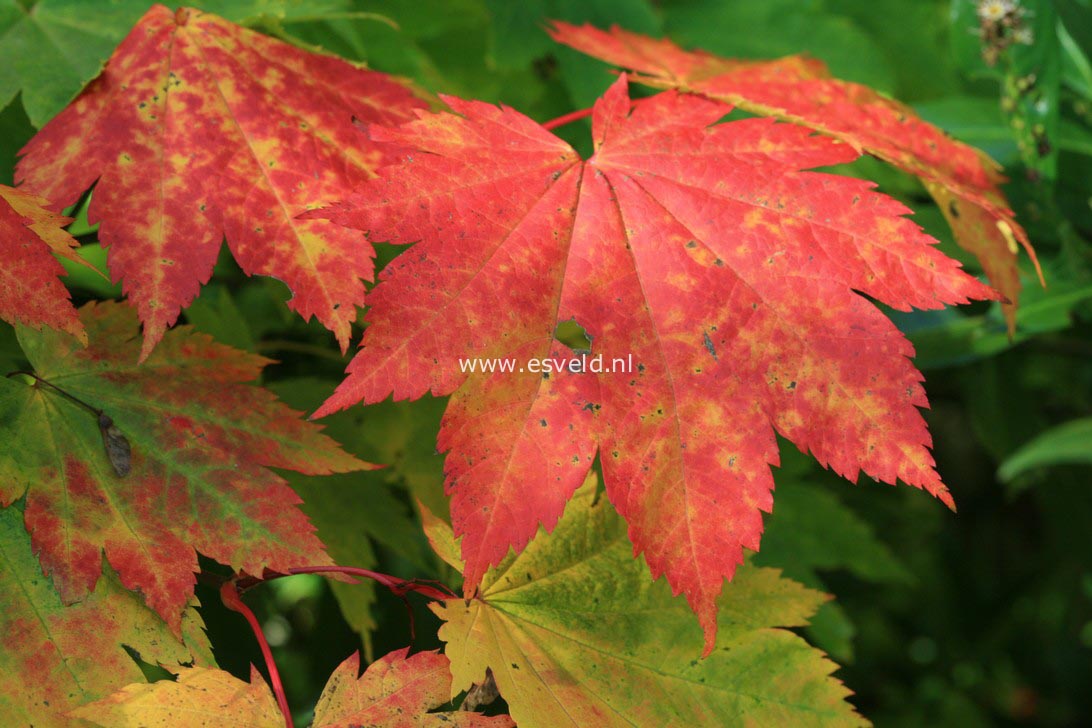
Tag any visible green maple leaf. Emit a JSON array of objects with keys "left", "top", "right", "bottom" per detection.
[{"left": 429, "top": 475, "right": 866, "bottom": 727}]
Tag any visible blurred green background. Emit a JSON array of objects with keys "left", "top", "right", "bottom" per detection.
[{"left": 2, "top": 0, "right": 1091, "bottom": 725}]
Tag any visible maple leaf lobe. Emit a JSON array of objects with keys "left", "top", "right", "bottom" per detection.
[
  {"left": 549, "top": 20, "right": 1038, "bottom": 332},
  {"left": 0, "top": 184, "right": 87, "bottom": 343}
]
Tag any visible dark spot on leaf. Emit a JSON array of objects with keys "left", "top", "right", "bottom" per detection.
[{"left": 98, "top": 414, "right": 131, "bottom": 477}]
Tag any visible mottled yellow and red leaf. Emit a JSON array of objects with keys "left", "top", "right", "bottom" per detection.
[
  {"left": 313, "top": 649, "right": 515, "bottom": 727},
  {"left": 72, "top": 649, "right": 514, "bottom": 727},
  {"left": 0, "top": 184, "right": 89, "bottom": 343},
  {"left": 315, "top": 77, "right": 997, "bottom": 653},
  {"left": 16, "top": 4, "right": 427, "bottom": 359},
  {"left": 70, "top": 665, "right": 283, "bottom": 728},
  {"left": 548, "top": 21, "right": 1040, "bottom": 331},
  {"left": 0, "top": 301, "right": 372, "bottom": 632},
  {"left": 0, "top": 505, "right": 211, "bottom": 728}
]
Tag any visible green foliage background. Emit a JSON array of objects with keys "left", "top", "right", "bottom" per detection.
[{"left": 2, "top": 0, "right": 1091, "bottom": 724}]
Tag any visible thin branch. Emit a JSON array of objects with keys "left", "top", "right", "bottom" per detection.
[
  {"left": 220, "top": 581, "right": 293, "bottom": 728},
  {"left": 242, "top": 565, "right": 456, "bottom": 601},
  {"left": 542, "top": 106, "right": 594, "bottom": 131}
]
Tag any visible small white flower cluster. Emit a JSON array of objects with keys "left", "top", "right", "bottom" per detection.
[
  {"left": 975, "top": 0, "right": 1034, "bottom": 66},
  {"left": 977, "top": 0, "right": 1017, "bottom": 23}
]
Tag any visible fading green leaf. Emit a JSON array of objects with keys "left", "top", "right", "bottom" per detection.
[{"left": 431, "top": 476, "right": 864, "bottom": 727}]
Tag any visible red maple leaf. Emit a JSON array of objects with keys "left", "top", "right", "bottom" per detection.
[
  {"left": 15, "top": 5, "right": 427, "bottom": 359},
  {"left": 0, "top": 184, "right": 90, "bottom": 343},
  {"left": 313, "top": 76, "right": 997, "bottom": 654},
  {"left": 547, "top": 21, "right": 1040, "bottom": 332}
]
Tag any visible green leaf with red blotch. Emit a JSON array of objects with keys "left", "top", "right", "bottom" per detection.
[
  {"left": 547, "top": 22, "right": 1041, "bottom": 331},
  {"left": 15, "top": 4, "right": 427, "bottom": 359},
  {"left": 0, "top": 503, "right": 213, "bottom": 728},
  {"left": 0, "top": 300, "right": 372, "bottom": 632},
  {"left": 313, "top": 75, "right": 998, "bottom": 654},
  {"left": 429, "top": 476, "right": 864, "bottom": 727},
  {"left": 72, "top": 648, "right": 514, "bottom": 727},
  {"left": 0, "top": 183, "right": 91, "bottom": 343}
]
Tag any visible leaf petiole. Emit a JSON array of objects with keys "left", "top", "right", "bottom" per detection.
[
  {"left": 220, "top": 581, "right": 293, "bottom": 728},
  {"left": 6, "top": 370, "right": 102, "bottom": 416},
  {"left": 6, "top": 370, "right": 132, "bottom": 476},
  {"left": 542, "top": 106, "right": 594, "bottom": 130}
]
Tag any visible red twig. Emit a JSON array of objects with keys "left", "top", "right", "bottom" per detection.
[
  {"left": 242, "top": 565, "right": 457, "bottom": 602},
  {"left": 542, "top": 106, "right": 594, "bottom": 130},
  {"left": 220, "top": 581, "right": 294, "bottom": 728},
  {"left": 219, "top": 564, "right": 456, "bottom": 727}
]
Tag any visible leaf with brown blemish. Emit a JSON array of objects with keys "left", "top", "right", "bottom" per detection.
[{"left": 0, "top": 301, "right": 373, "bottom": 632}]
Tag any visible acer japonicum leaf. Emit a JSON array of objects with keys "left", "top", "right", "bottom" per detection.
[
  {"left": 70, "top": 665, "right": 284, "bottom": 728},
  {"left": 429, "top": 476, "right": 864, "bottom": 727},
  {"left": 0, "top": 300, "right": 372, "bottom": 633},
  {"left": 0, "top": 504, "right": 212, "bottom": 728},
  {"left": 6, "top": 370, "right": 135, "bottom": 476},
  {"left": 0, "top": 183, "right": 90, "bottom": 343},
  {"left": 15, "top": 4, "right": 428, "bottom": 359},
  {"left": 314, "top": 76, "right": 999, "bottom": 654},
  {"left": 73, "top": 649, "right": 515, "bottom": 727},
  {"left": 547, "top": 22, "right": 1041, "bottom": 331},
  {"left": 312, "top": 649, "right": 515, "bottom": 727}
]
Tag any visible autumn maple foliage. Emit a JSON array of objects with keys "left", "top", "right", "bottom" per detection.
[
  {"left": 314, "top": 74, "right": 999, "bottom": 653},
  {"left": 0, "top": 184, "right": 88, "bottom": 342},
  {"left": 546, "top": 21, "right": 1041, "bottom": 330},
  {"left": 15, "top": 4, "right": 425, "bottom": 359},
  {"left": 0, "top": 4, "right": 1037, "bottom": 727}
]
